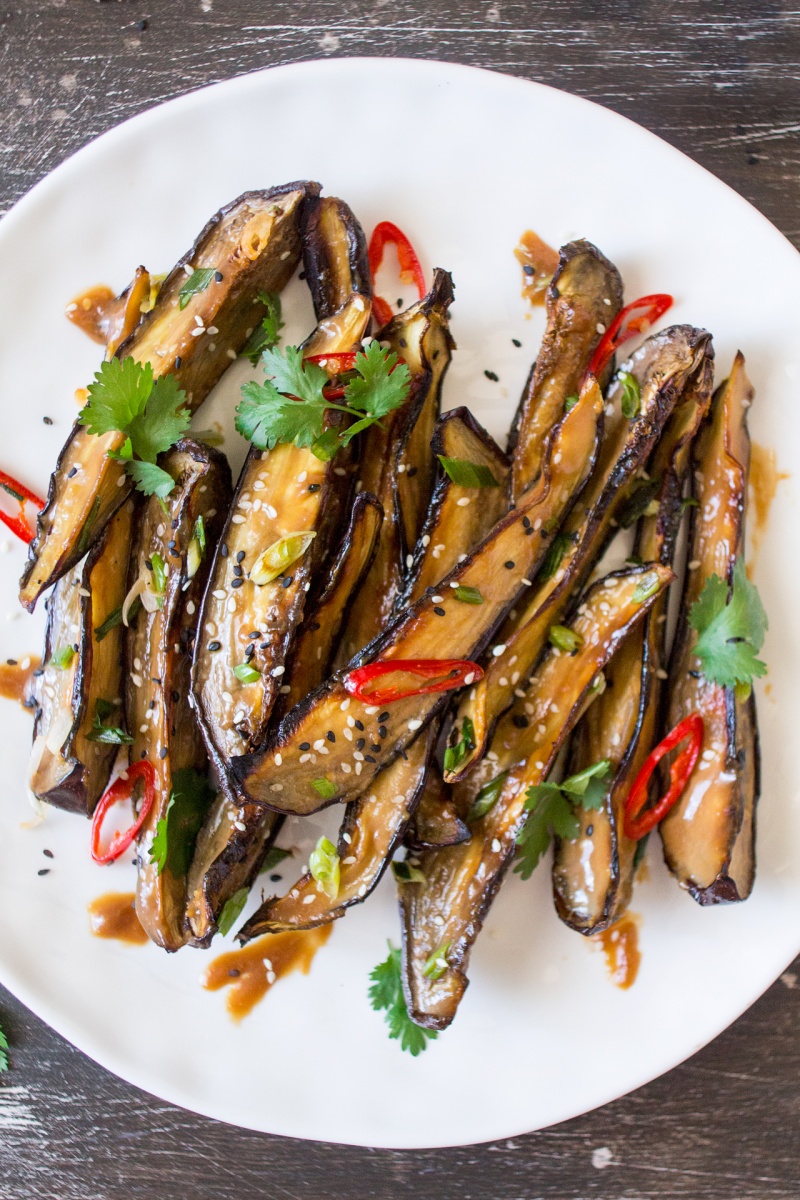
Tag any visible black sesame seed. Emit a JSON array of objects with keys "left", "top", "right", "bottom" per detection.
[
  {"left": 586, "top": 824, "right": 594, "bottom": 837},
  {"left": 308, "top": 621, "right": 320, "bottom": 632},
  {"left": 298, "top": 270, "right": 306, "bottom": 280},
  {"left": 397, "top": 298, "right": 404, "bottom": 308},
  {"left": 221, "top": 543, "right": 229, "bottom": 558},
  {"left": 168, "top": 539, "right": 177, "bottom": 551},
  {"left": 33, "top": 668, "right": 44, "bottom": 677},
  {"left": 281, "top": 576, "right": 293, "bottom": 588},
  {"left": 145, "top": 558, "right": 153, "bottom": 571},
  {"left": 231, "top": 577, "right": 244, "bottom": 588},
  {"left": 354, "top": 720, "right": 364, "bottom": 731},
  {"left": 259, "top": 642, "right": 269, "bottom": 651},
  {"left": 523, "top": 264, "right": 535, "bottom": 276},
  {"left": 364, "top": 754, "right": 377, "bottom": 763},
  {"left": 299, "top": 742, "right": 311, "bottom": 751},
  {"left": 43, "top": 848, "right": 54, "bottom": 859},
  {"left": 406, "top": 466, "right": 418, "bottom": 478},
  {"left": 208, "top": 640, "right": 221, "bottom": 651},
  {"left": 399, "top": 338, "right": 407, "bottom": 349},
  {"left": 245, "top": 644, "right": 255, "bottom": 659},
  {"left": 512, "top": 338, "right": 522, "bottom": 348},
  {"left": 356, "top": 738, "right": 365, "bottom": 750},
  {"left": 326, "top": 730, "right": 336, "bottom": 743},
  {"left": 378, "top": 712, "right": 390, "bottom": 723},
  {"left": 228, "top": 968, "right": 241, "bottom": 978},
  {"left": 233, "top": 564, "right": 243, "bottom": 577},
  {"left": 370, "top": 743, "right": 381, "bottom": 754},
  {"left": 159, "top": 747, "right": 168, "bottom": 759},
  {"left": 484, "top": 369, "right": 499, "bottom": 382},
  {"left": 171, "top": 690, "right": 180, "bottom": 703},
  {"left": 43, "top": 415, "right": 53, "bottom": 425},
  {"left": 236, "top": 550, "right": 245, "bottom": 563},
  {"left": 174, "top": 356, "right": 182, "bottom": 370},
  {"left": 270, "top": 873, "right": 282, "bottom": 882},
  {"left": 68, "top": 467, "right": 77, "bottom": 478},
  {"left": 141, "top": 750, "right": 147, "bottom": 759},
  {"left": 434, "top": 606, "right": 446, "bottom": 616},
  {"left": 37, "top": 868, "right": 50, "bottom": 876},
  {"left": 214, "top": 270, "right": 223, "bottom": 283},
  {"left": 378, "top": 726, "right": 387, "bottom": 739},
  {"left": 504, "top": 561, "right": 515, "bottom": 569},
  {"left": 248, "top": 630, "right": 260, "bottom": 640},
  {"left": 688, "top": 669, "right": 702, "bottom": 679},
  {"left": 512, "top": 715, "right": 529, "bottom": 728},
  {"left": 525, "top": 527, "right": 534, "bottom": 535},
  {"left": 6, "top": 659, "right": 15, "bottom": 666},
  {"left": 308, "top": 483, "right": 320, "bottom": 492},
  {"left": 522, "top": 516, "right": 531, "bottom": 529}
]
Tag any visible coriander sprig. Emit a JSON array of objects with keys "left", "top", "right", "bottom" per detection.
[
  {"left": 688, "top": 557, "right": 767, "bottom": 691},
  {"left": 515, "top": 759, "right": 611, "bottom": 879},
  {"left": 368, "top": 943, "right": 437, "bottom": 1056}
]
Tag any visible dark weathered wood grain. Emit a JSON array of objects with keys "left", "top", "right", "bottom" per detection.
[{"left": 1, "top": 2, "right": 798, "bottom": 1196}]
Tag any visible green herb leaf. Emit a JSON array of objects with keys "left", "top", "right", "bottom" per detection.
[
  {"left": 515, "top": 758, "right": 611, "bottom": 879},
  {"left": 392, "top": 860, "right": 426, "bottom": 884},
  {"left": 233, "top": 662, "right": 261, "bottom": 684},
  {"left": 94, "top": 605, "right": 122, "bottom": 642},
  {"left": 236, "top": 377, "right": 327, "bottom": 451},
  {"left": 619, "top": 371, "right": 641, "bottom": 419},
  {"left": 178, "top": 267, "right": 217, "bottom": 310},
  {"left": 309, "top": 836, "right": 340, "bottom": 899},
  {"left": 368, "top": 943, "right": 438, "bottom": 1056},
  {"left": 48, "top": 644, "right": 76, "bottom": 670},
  {"left": 436, "top": 456, "right": 501, "bottom": 488},
  {"left": 559, "top": 759, "right": 611, "bottom": 809},
  {"left": 149, "top": 768, "right": 215, "bottom": 877},
  {"left": 343, "top": 341, "right": 411, "bottom": 422},
  {"left": 453, "top": 585, "right": 483, "bottom": 605},
  {"left": 633, "top": 569, "right": 662, "bottom": 604},
  {"left": 443, "top": 716, "right": 476, "bottom": 775},
  {"left": 689, "top": 557, "right": 768, "bottom": 689},
  {"left": 80, "top": 358, "right": 155, "bottom": 435},
  {"left": 311, "top": 777, "right": 337, "bottom": 800},
  {"left": 125, "top": 373, "right": 191, "bottom": 464},
  {"left": 0, "top": 1020, "right": 8, "bottom": 1073},
  {"left": 127, "top": 460, "right": 176, "bottom": 499},
  {"left": 259, "top": 846, "right": 292, "bottom": 875},
  {"left": 423, "top": 941, "right": 452, "bottom": 980},
  {"left": 537, "top": 532, "right": 575, "bottom": 583},
  {"left": 466, "top": 771, "right": 509, "bottom": 824},
  {"left": 241, "top": 292, "right": 284, "bottom": 365},
  {"left": 564, "top": 394, "right": 579, "bottom": 413},
  {"left": 87, "top": 698, "right": 133, "bottom": 745},
  {"left": 193, "top": 513, "right": 206, "bottom": 556},
  {"left": 548, "top": 624, "right": 583, "bottom": 653},
  {"left": 617, "top": 478, "right": 660, "bottom": 529},
  {"left": 150, "top": 551, "right": 167, "bottom": 603},
  {"left": 218, "top": 887, "right": 249, "bottom": 937}
]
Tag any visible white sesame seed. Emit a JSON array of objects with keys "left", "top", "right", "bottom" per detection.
[
  {"left": 520, "top": 578, "right": 532, "bottom": 587},
  {"left": 406, "top": 554, "right": 413, "bottom": 568},
  {"left": 234, "top": 820, "right": 247, "bottom": 831},
  {"left": 194, "top": 315, "right": 204, "bottom": 327},
  {"left": 280, "top": 684, "right": 291, "bottom": 694},
  {"left": 357, "top": 884, "right": 368, "bottom": 898},
  {"left": 596, "top": 322, "right": 606, "bottom": 334},
  {"left": 535, "top": 760, "right": 544, "bottom": 769},
  {"left": 212, "top": 588, "right": 226, "bottom": 600},
  {"left": 343, "top": 727, "right": 353, "bottom": 741},
  {"left": 656, "top": 668, "right": 668, "bottom": 680},
  {"left": 355, "top": 761, "right": 363, "bottom": 775},
  {"left": 408, "top": 718, "right": 422, "bottom": 731},
  {"left": 231, "top": 514, "right": 245, "bottom": 524},
  {"left": 431, "top": 595, "right": 444, "bottom": 603},
  {"left": 271, "top": 665, "right": 285, "bottom": 677},
  {"left": 227, "top": 597, "right": 236, "bottom": 613},
  {"left": 298, "top": 471, "right": 307, "bottom": 483},
  {"left": 303, "top": 895, "right": 315, "bottom": 905},
  {"left": 274, "top": 752, "right": 282, "bottom": 766},
  {"left": 491, "top": 838, "right": 501, "bottom": 852},
  {"left": 340, "top": 697, "right": 350, "bottom": 710},
  {"left": 266, "top": 504, "right": 278, "bottom": 519},
  {"left": 421, "top": 535, "right": 431, "bottom": 547},
  {"left": 299, "top": 754, "right": 311, "bottom": 763},
  {"left": 456, "top": 497, "right": 470, "bottom": 507},
  {"left": 464, "top": 672, "right": 475, "bottom": 685},
  {"left": 433, "top": 915, "right": 445, "bottom": 927},
  {"left": 353, "top": 751, "right": 364, "bottom": 762},
  {"left": 131, "top": 673, "right": 143, "bottom": 688},
  {"left": 492, "top": 644, "right": 506, "bottom": 657},
  {"left": 688, "top": 560, "right": 700, "bottom": 570},
  {"left": 341, "top": 762, "right": 352, "bottom": 773},
  {"left": 342, "top": 855, "right": 357, "bottom": 865},
  {"left": 139, "top": 723, "right": 148, "bottom": 733},
  {"left": 365, "top": 705, "right": 379, "bottom": 714},
  {"left": 334, "top": 467, "right": 346, "bottom": 477},
  {"left": 222, "top": 690, "right": 233, "bottom": 704},
  {"left": 270, "top": 783, "right": 284, "bottom": 792}
]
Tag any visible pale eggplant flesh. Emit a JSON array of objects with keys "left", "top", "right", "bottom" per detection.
[
  {"left": 128, "top": 439, "right": 232, "bottom": 951},
  {"left": 508, "top": 239, "right": 623, "bottom": 501},
  {"left": 301, "top": 195, "right": 372, "bottom": 320},
  {"left": 29, "top": 499, "right": 135, "bottom": 815},
  {"left": 403, "top": 564, "right": 673, "bottom": 1030},
  {"left": 20, "top": 183, "right": 315, "bottom": 612},
  {"left": 450, "top": 326, "right": 714, "bottom": 779},
  {"left": 659, "top": 353, "right": 760, "bottom": 903},
  {"left": 552, "top": 345, "right": 715, "bottom": 932},
  {"left": 338, "top": 270, "right": 455, "bottom": 660},
  {"left": 231, "top": 380, "right": 603, "bottom": 814}
]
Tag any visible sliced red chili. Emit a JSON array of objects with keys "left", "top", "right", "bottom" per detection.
[
  {"left": 303, "top": 352, "right": 358, "bottom": 373},
  {"left": 0, "top": 469, "right": 45, "bottom": 544},
  {"left": 623, "top": 712, "right": 704, "bottom": 841},
  {"left": 91, "top": 760, "right": 156, "bottom": 865},
  {"left": 586, "top": 293, "right": 673, "bottom": 382},
  {"left": 368, "top": 221, "right": 426, "bottom": 331},
  {"left": 344, "top": 658, "right": 484, "bottom": 706}
]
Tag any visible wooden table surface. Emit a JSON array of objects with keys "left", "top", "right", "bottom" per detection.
[{"left": 1, "top": 3, "right": 798, "bottom": 1197}]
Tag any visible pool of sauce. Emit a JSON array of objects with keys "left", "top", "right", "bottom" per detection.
[
  {"left": 0, "top": 655, "right": 40, "bottom": 708},
  {"left": 88, "top": 892, "right": 148, "bottom": 945},
  {"left": 66, "top": 285, "right": 120, "bottom": 344},
  {"left": 594, "top": 912, "right": 641, "bottom": 989},
  {"left": 749, "top": 442, "right": 789, "bottom": 563},
  {"left": 514, "top": 230, "right": 559, "bottom": 306},
  {"left": 203, "top": 925, "right": 332, "bottom": 1021}
]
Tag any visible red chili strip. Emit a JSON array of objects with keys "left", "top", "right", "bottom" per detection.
[
  {"left": 368, "top": 221, "right": 426, "bottom": 330},
  {"left": 586, "top": 293, "right": 673, "bottom": 382},
  {"left": 344, "top": 658, "right": 484, "bottom": 706},
  {"left": 304, "top": 352, "right": 358, "bottom": 373},
  {"left": 0, "top": 469, "right": 46, "bottom": 544},
  {"left": 623, "top": 712, "right": 704, "bottom": 841},
  {"left": 91, "top": 760, "right": 156, "bottom": 865}
]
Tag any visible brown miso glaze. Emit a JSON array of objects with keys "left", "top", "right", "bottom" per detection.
[
  {"left": 594, "top": 912, "right": 641, "bottom": 989},
  {"left": 0, "top": 655, "right": 40, "bottom": 707},
  {"left": 203, "top": 925, "right": 332, "bottom": 1020},
  {"left": 514, "top": 230, "right": 560, "bottom": 306},
  {"left": 65, "top": 286, "right": 120, "bottom": 344},
  {"left": 749, "top": 442, "right": 789, "bottom": 560},
  {"left": 88, "top": 892, "right": 148, "bottom": 945}
]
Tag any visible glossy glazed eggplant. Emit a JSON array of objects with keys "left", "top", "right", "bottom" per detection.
[
  {"left": 338, "top": 270, "right": 455, "bottom": 659},
  {"left": 659, "top": 354, "right": 760, "bottom": 903},
  {"left": 508, "top": 239, "right": 622, "bottom": 501},
  {"left": 128, "top": 439, "right": 231, "bottom": 951},
  {"left": 405, "top": 762, "right": 470, "bottom": 851},
  {"left": 450, "top": 326, "right": 714, "bottom": 779},
  {"left": 232, "top": 380, "right": 602, "bottom": 813},
  {"left": 301, "top": 195, "right": 372, "bottom": 320},
  {"left": 20, "top": 183, "right": 314, "bottom": 611},
  {"left": 403, "top": 564, "right": 673, "bottom": 1030},
  {"left": 29, "top": 499, "right": 134, "bottom": 816},
  {"left": 191, "top": 293, "right": 370, "bottom": 795},
  {"left": 552, "top": 346, "right": 714, "bottom": 932}
]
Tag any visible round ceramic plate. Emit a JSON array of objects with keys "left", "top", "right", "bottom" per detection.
[{"left": 0, "top": 58, "right": 798, "bottom": 1150}]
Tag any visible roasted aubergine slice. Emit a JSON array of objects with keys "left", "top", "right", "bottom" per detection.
[
  {"left": 508, "top": 239, "right": 622, "bottom": 500},
  {"left": 28, "top": 499, "right": 134, "bottom": 816},
  {"left": 338, "top": 269, "right": 455, "bottom": 659},
  {"left": 659, "top": 353, "right": 761, "bottom": 904},
  {"left": 403, "top": 564, "right": 673, "bottom": 1030},
  {"left": 191, "top": 292, "right": 370, "bottom": 797},
  {"left": 20, "top": 183, "right": 314, "bottom": 611},
  {"left": 450, "top": 326, "right": 714, "bottom": 779},
  {"left": 127, "top": 439, "right": 231, "bottom": 951},
  {"left": 232, "top": 380, "right": 602, "bottom": 814},
  {"left": 301, "top": 195, "right": 372, "bottom": 320},
  {"left": 552, "top": 344, "right": 714, "bottom": 932}
]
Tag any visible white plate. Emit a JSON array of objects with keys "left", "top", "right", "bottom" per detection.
[{"left": 0, "top": 58, "right": 798, "bottom": 1150}]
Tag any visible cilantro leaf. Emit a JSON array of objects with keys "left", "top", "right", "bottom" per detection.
[
  {"left": 515, "top": 759, "right": 611, "bottom": 880},
  {"left": 345, "top": 341, "right": 411, "bottom": 420},
  {"left": 149, "top": 768, "right": 215, "bottom": 878},
  {"left": 689, "top": 558, "right": 768, "bottom": 689},
  {"left": 259, "top": 846, "right": 292, "bottom": 875},
  {"left": 368, "top": 944, "right": 437, "bottom": 1057},
  {"left": 559, "top": 759, "right": 611, "bottom": 809},
  {"left": 80, "top": 358, "right": 154, "bottom": 435},
  {"left": 443, "top": 717, "right": 476, "bottom": 775},
  {"left": 262, "top": 345, "right": 329, "bottom": 404},
  {"left": 218, "top": 887, "right": 249, "bottom": 937},
  {"left": 0, "top": 1019, "right": 8, "bottom": 1073},
  {"left": 178, "top": 268, "right": 217, "bottom": 309},
  {"left": 87, "top": 698, "right": 133, "bottom": 745},
  {"left": 125, "top": 373, "right": 191, "bottom": 462},
  {"left": 237, "top": 379, "right": 327, "bottom": 450},
  {"left": 126, "top": 460, "right": 176, "bottom": 499},
  {"left": 242, "top": 292, "right": 284, "bottom": 365}
]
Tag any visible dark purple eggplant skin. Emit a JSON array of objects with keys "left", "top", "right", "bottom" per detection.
[{"left": 301, "top": 195, "right": 372, "bottom": 320}]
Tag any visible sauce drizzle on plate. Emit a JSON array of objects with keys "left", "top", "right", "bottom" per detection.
[
  {"left": 594, "top": 912, "right": 641, "bottom": 989},
  {"left": 0, "top": 655, "right": 40, "bottom": 708},
  {"left": 203, "top": 925, "right": 332, "bottom": 1020},
  {"left": 88, "top": 891, "right": 148, "bottom": 945},
  {"left": 515, "top": 230, "right": 559, "bottom": 306}
]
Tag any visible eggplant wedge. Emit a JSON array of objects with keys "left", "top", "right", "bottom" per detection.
[
  {"left": 508, "top": 240, "right": 622, "bottom": 500},
  {"left": 20, "top": 183, "right": 314, "bottom": 611},
  {"left": 232, "top": 380, "right": 603, "bottom": 813},
  {"left": 338, "top": 270, "right": 455, "bottom": 659},
  {"left": 405, "top": 763, "right": 470, "bottom": 851},
  {"left": 128, "top": 439, "right": 232, "bottom": 951},
  {"left": 403, "top": 564, "right": 673, "bottom": 1030},
  {"left": 450, "top": 326, "right": 714, "bottom": 778},
  {"left": 659, "top": 354, "right": 760, "bottom": 903},
  {"left": 191, "top": 293, "right": 370, "bottom": 794},
  {"left": 301, "top": 195, "right": 372, "bottom": 319},
  {"left": 28, "top": 500, "right": 135, "bottom": 815},
  {"left": 552, "top": 347, "right": 714, "bottom": 932}
]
